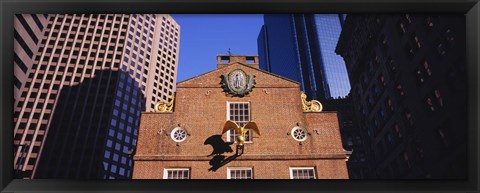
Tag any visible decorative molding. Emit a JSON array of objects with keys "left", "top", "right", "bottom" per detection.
[
  {"left": 154, "top": 94, "right": 175, "bottom": 112},
  {"left": 220, "top": 69, "right": 255, "bottom": 97},
  {"left": 301, "top": 92, "right": 323, "bottom": 112},
  {"left": 222, "top": 120, "right": 260, "bottom": 146}
]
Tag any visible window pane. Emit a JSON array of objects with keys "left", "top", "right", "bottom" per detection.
[
  {"left": 227, "top": 102, "right": 251, "bottom": 142},
  {"left": 229, "top": 168, "right": 252, "bottom": 179},
  {"left": 166, "top": 169, "right": 189, "bottom": 179},
  {"left": 291, "top": 168, "right": 315, "bottom": 179}
]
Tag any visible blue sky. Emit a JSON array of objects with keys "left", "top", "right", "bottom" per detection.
[{"left": 171, "top": 14, "right": 264, "bottom": 82}]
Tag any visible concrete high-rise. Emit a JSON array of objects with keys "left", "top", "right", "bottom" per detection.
[
  {"left": 13, "top": 14, "right": 180, "bottom": 179},
  {"left": 336, "top": 14, "right": 467, "bottom": 179},
  {"left": 14, "top": 14, "right": 50, "bottom": 108}
]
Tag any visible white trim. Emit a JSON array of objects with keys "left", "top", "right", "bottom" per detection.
[
  {"left": 226, "top": 101, "right": 252, "bottom": 143},
  {"left": 170, "top": 127, "right": 187, "bottom": 142},
  {"left": 227, "top": 167, "right": 253, "bottom": 179},
  {"left": 289, "top": 167, "right": 316, "bottom": 179},
  {"left": 291, "top": 126, "right": 308, "bottom": 142},
  {"left": 225, "top": 101, "right": 230, "bottom": 121},
  {"left": 163, "top": 168, "right": 190, "bottom": 179}
]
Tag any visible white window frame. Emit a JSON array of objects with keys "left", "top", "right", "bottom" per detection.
[
  {"left": 291, "top": 126, "right": 308, "bottom": 142},
  {"left": 170, "top": 127, "right": 187, "bottom": 142},
  {"left": 289, "top": 167, "right": 316, "bottom": 179},
  {"left": 226, "top": 101, "right": 252, "bottom": 143},
  {"left": 227, "top": 167, "right": 253, "bottom": 179},
  {"left": 163, "top": 168, "right": 190, "bottom": 179}
]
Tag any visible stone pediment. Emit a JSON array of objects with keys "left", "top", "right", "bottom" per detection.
[{"left": 177, "top": 63, "right": 299, "bottom": 88}]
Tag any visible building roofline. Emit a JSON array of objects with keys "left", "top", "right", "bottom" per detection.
[
  {"left": 177, "top": 62, "right": 300, "bottom": 85},
  {"left": 217, "top": 54, "right": 258, "bottom": 57}
]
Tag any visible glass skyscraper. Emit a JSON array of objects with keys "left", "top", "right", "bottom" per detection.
[
  {"left": 258, "top": 14, "right": 368, "bottom": 179},
  {"left": 258, "top": 14, "right": 350, "bottom": 100}
]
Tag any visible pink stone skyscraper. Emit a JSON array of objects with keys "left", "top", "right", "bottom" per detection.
[
  {"left": 13, "top": 14, "right": 180, "bottom": 179},
  {"left": 14, "top": 14, "right": 49, "bottom": 110}
]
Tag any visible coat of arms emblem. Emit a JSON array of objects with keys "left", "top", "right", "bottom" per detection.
[{"left": 221, "top": 69, "right": 255, "bottom": 97}]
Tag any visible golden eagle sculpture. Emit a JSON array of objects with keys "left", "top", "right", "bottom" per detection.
[{"left": 222, "top": 120, "right": 260, "bottom": 146}]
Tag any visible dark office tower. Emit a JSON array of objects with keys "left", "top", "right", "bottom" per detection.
[
  {"left": 258, "top": 14, "right": 368, "bottom": 179},
  {"left": 322, "top": 97, "right": 369, "bottom": 179},
  {"left": 339, "top": 14, "right": 347, "bottom": 26},
  {"left": 258, "top": 14, "right": 350, "bottom": 100},
  {"left": 36, "top": 70, "right": 144, "bottom": 179},
  {"left": 336, "top": 14, "right": 467, "bottom": 179},
  {"left": 14, "top": 14, "right": 50, "bottom": 108},
  {"left": 13, "top": 14, "right": 180, "bottom": 179}
]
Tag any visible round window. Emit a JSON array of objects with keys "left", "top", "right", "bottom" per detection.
[
  {"left": 291, "top": 126, "right": 307, "bottom": 142},
  {"left": 171, "top": 127, "right": 187, "bottom": 142}
]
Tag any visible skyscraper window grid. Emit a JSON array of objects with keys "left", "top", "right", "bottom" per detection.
[
  {"left": 257, "top": 14, "right": 365, "bottom": 179},
  {"left": 13, "top": 14, "right": 180, "bottom": 179},
  {"left": 258, "top": 14, "right": 351, "bottom": 100},
  {"left": 13, "top": 14, "right": 49, "bottom": 113},
  {"left": 313, "top": 14, "right": 351, "bottom": 99}
]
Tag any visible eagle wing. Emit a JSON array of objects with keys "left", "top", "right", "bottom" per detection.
[
  {"left": 222, "top": 120, "right": 239, "bottom": 134},
  {"left": 244, "top": 121, "right": 260, "bottom": 136}
]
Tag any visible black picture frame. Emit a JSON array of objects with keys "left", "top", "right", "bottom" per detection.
[{"left": 1, "top": 0, "right": 478, "bottom": 192}]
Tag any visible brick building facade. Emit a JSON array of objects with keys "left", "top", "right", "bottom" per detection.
[{"left": 133, "top": 55, "right": 349, "bottom": 179}]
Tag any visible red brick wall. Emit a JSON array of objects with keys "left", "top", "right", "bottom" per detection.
[
  {"left": 134, "top": 159, "right": 347, "bottom": 179},
  {"left": 133, "top": 63, "right": 348, "bottom": 179}
]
